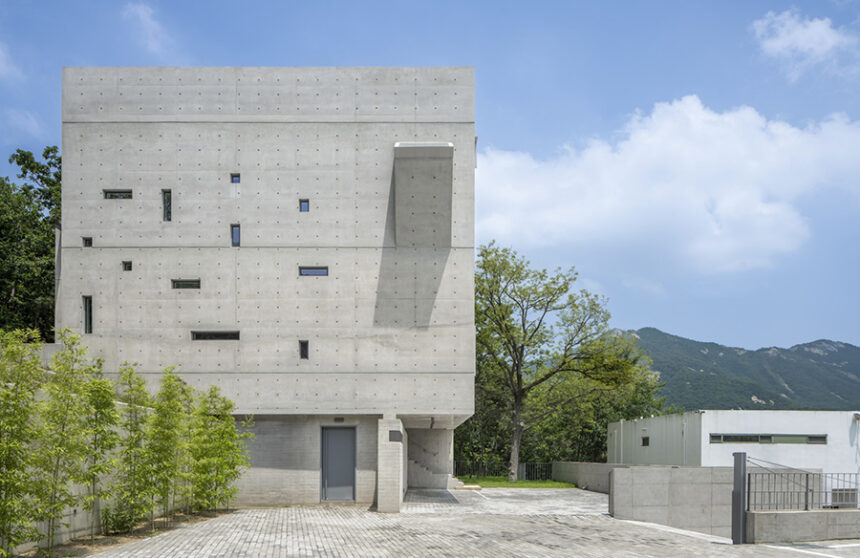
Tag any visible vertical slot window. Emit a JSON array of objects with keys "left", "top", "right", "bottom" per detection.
[
  {"left": 299, "top": 340, "right": 309, "bottom": 359},
  {"left": 162, "top": 189, "right": 172, "bottom": 222},
  {"left": 231, "top": 224, "right": 240, "bottom": 247},
  {"left": 83, "top": 296, "right": 92, "bottom": 334},
  {"left": 299, "top": 199, "right": 310, "bottom": 212}
]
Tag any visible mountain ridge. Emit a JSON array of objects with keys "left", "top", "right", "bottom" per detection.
[{"left": 633, "top": 327, "right": 860, "bottom": 411}]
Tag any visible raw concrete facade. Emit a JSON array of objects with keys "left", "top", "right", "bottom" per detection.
[{"left": 58, "top": 67, "right": 476, "bottom": 510}]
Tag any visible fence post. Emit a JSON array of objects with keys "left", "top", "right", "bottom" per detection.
[
  {"left": 732, "top": 452, "right": 747, "bottom": 544},
  {"left": 805, "top": 473, "right": 810, "bottom": 511}
]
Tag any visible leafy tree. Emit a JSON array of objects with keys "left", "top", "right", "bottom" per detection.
[
  {"left": 31, "top": 331, "right": 97, "bottom": 556},
  {"left": 0, "top": 330, "right": 44, "bottom": 557},
  {"left": 8, "top": 146, "right": 62, "bottom": 224},
  {"left": 0, "top": 175, "right": 55, "bottom": 341},
  {"left": 189, "top": 387, "right": 252, "bottom": 511},
  {"left": 474, "top": 243, "right": 640, "bottom": 481},
  {"left": 104, "top": 363, "right": 153, "bottom": 533},
  {"left": 146, "top": 368, "right": 185, "bottom": 524},
  {"left": 81, "top": 375, "right": 119, "bottom": 541}
]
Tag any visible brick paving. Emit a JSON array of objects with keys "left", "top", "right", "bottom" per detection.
[{"left": 88, "top": 489, "right": 860, "bottom": 557}]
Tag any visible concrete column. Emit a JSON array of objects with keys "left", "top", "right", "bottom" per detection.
[{"left": 377, "top": 415, "right": 404, "bottom": 512}]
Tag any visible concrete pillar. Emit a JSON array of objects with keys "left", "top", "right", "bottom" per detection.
[{"left": 377, "top": 415, "right": 404, "bottom": 512}]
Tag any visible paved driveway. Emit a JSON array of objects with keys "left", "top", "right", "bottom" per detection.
[{"left": 89, "top": 488, "right": 860, "bottom": 557}]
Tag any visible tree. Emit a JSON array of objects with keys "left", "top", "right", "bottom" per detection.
[
  {"left": 31, "top": 331, "right": 98, "bottom": 556},
  {"left": 0, "top": 176, "right": 55, "bottom": 341},
  {"left": 189, "top": 387, "right": 252, "bottom": 511},
  {"left": 81, "top": 375, "right": 119, "bottom": 541},
  {"left": 475, "top": 243, "right": 640, "bottom": 481},
  {"left": 104, "top": 363, "right": 153, "bottom": 533},
  {"left": 0, "top": 330, "right": 44, "bottom": 557},
  {"left": 8, "top": 146, "right": 62, "bottom": 224},
  {"left": 146, "top": 368, "right": 185, "bottom": 524}
]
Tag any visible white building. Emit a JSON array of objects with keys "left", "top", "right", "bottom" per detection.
[
  {"left": 58, "top": 67, "right": 476, "bottom": 511},
  {"left": 608, "top": 410, "right": 860, "bottom": 473}
]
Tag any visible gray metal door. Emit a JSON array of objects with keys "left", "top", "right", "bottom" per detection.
[{"left": 322, "top": 427, "right": 356, "bottom": 501}]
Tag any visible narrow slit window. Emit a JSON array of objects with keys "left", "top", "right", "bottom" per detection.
[
  {"left": 172, "top": 279, "right": 201, "bottom": 289},
  {"left": 299, "top": 266, "right": 328, "bottom": 276},
  {"left": 103, "top": 189, "right": 132, "bottom": 199},
  {"left": 82, "top": 296, "right": 92, "bottom": 334},
  {"left": 230, "top": 173, "right": 241, "bottom": 184},
  {"left": 299, "top": 199, "right": 310, "bottom": 212},
  {"left": 191, "top": 331, "right": 240, "bottom": 341},
  {"left": 82, "top": 237, "right": 93, "bottom": 247},
  {"left": 231, "top": 224, "right": 240, "bottom": 247},
  {"left": 122, "top": 261, "right": 132, "bottom": 271},
  {"left": 162, "top": 189, "right": 172, "bottom": 221},
  {"left": 299, "top": 340, "right": 309, "bottom": 359}
]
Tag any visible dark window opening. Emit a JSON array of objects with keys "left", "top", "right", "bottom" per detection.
[
  {"left": 82, "top": 237, "right": 93, "bottom": 247},
  {"left": 230, "top": 173, "right": 240, "bottom": 184},
  {"left": 299, "top": 266, "right": 328, "bottom": 276},
  {"left": 299, "top": 199, "right": 310, "bottom": 212},
  {"left": 709, "top": 433, "right": 828, "bottom": 444},
  {"left": 231, "top": 224, "right": 240, "bottom": 247},
  {"left": 162, "top": 189, "right": 172, "bottom": 221},
  {"left": 83, "top": 296, "right": 92, "bottom": 334},
  {"left": 641, "top": 436, "right": 650, "bottom": 447},
  {"left": 808, "top": 435, "right": 828, "bottom": 444},
  {"left": 299, "top": 340, "right": 309, "bottom": 359},
  {"left": 191, "top": 331, "right": 240, "bottom": 341},
  {"left": 172, "top": 279, "right": 201, "bottom": 289},
  {"left": 122, "top": 261, "right": 132, "bottom": 271},
  {"left": 103, "top": 189, "right": 132, "bottom": 199}
]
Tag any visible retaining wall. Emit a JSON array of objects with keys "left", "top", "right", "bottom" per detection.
[
  {"left": 609, "top": 465, "right": 734, "bottom": 538},
  {"left": 747, "top": 509, "right": 860, "bottom": 543},
  {"left": 552, "top": 462, "right": 627, "bottom": 494}
]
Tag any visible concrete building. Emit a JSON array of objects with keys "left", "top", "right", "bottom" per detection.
[
  {"left": 608, "top": 410, "right": 860, "bottom": 473},
  {"left": 58, "top": 67, "right": 476, "bottom": 511}
]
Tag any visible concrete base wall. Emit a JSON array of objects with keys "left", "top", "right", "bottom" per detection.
[
  {"left": 407, "top": 428, "right": 454, "bottom": 489},
  {"left": 235, "top": 414, "right": 378, "bottom": 506},
  {"left": 610, "top": 466, "right": 733, "bottom": 538},
  {"left": 747, "top": 510, "right": 860, "bottom": 544},
  {"left": 552, "top": 462, "right": 628, "bottom": 494}
]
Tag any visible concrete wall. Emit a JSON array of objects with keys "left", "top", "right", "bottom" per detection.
[
  {"left": 407, "top": 428, "right": 454, "bottom": 489},
  {"left": 234, "top": 415, "right": 378, "bottom": 506},
  {"left": 552, "top": 462, "right": 628, "bottom": 494},
  {"left": 747, "top": 510, "right": 860, "bottom": 543},
  {"left": 609, "top": 466, "right": 733, "bottom": 538}
]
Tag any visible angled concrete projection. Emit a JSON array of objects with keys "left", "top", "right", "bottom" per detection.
[{"left": 374, "top": 143, "right": 453, "bottom": 328}]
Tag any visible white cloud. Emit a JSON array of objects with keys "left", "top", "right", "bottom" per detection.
[
  {"left": 123, "top": 2, "right": 172, "bottom": 56},
  {"left": 476, "top": 95, "right": 860, "bottom": 274},
  {"left": 752, "top": 10, "right": 858, "bottom": 80},
  {"left": 5, "top": 109, "right": 43, "bottom": 138},
  {"left": 0, "top": 42, "right": 23, "bottom": 81}
]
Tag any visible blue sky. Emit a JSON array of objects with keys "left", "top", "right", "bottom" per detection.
[{"left": 1, "top": 1, "right": 859, "bottom": 349}]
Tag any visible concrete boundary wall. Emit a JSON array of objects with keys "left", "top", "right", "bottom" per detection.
[
  {"left": 552, "top": 462, "right": 628, "bottom": 494},
  {"left": 747, "top": 510, "right": 860, "bottom": 543},
  {"left": 609, "top": 466, "right": 734, "bottom": 538}
]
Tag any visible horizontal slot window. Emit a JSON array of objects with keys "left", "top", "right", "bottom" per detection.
[
  {"left": 299, "top": 266, "right": 328, "bottom": 276},
  {"left": 191, "top": 331, "right": 239, "bottom": 341},
  {"left": 710, "top": 433, "right": 828, "bottom": 444},
  {"left": 104, "top": 189, "right": 133, "bottom": 199},
  {"left": 172, "top": 279, "right": 201, "bottom": 289}
]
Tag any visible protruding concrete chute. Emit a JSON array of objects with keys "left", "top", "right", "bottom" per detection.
[
  {"left": 377, "top": 416, "right": 405, "bottom": 512},
  {"left": 392, "top": 142, "right": 454, "bottom": 249}
]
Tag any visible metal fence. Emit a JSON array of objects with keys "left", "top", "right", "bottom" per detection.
[
  {"left": 747, "top": 471, "right": 860, "bottom": 511},
  {"left": 454, "top": 462, "right": 553, "bottom": 481}
]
